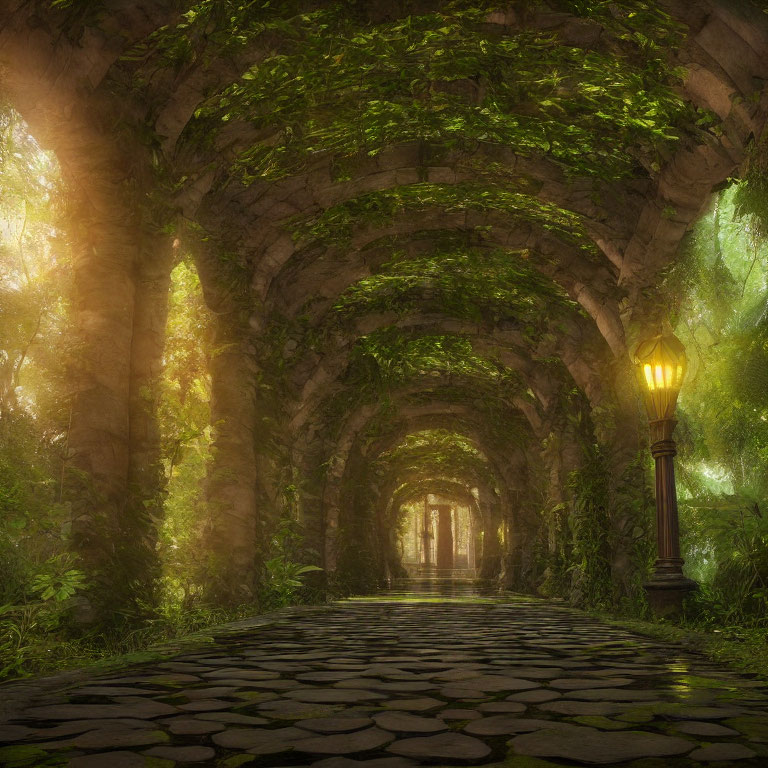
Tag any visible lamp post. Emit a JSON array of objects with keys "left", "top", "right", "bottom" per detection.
[{"left": 634, "top": 332, "right": 697, "bottom": 617}]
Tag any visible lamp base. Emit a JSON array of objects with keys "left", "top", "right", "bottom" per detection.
[{"left": 644, "top": 575, "right": 697, "bottom": 619}]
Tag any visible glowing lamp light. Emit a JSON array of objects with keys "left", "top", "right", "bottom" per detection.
[{"left": 633, "top": 332, "right": 687, "bottom": 422}]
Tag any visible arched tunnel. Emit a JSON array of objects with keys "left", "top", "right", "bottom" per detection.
[{"left": 3, "top": 2, "right": 768, "bottom": 765}]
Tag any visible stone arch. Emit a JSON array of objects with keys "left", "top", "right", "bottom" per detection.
[
  {"left": 260, "top": 212, "right": 625, "bottom": 357},
  {"left": 286, "top": 317, "right": 607, "bottom": 453},
  {"left": 314, "top": 396, "right": 538, "bottom": 574}
]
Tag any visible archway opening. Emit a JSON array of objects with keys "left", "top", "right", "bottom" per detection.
[{"left": 398, "top": 492, "right": 477, "bottom": 578}]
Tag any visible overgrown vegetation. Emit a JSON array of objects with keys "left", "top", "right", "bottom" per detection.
[
  {"left": 185, "top": 0, "right": 700, "bottom": 183},
  {"left": 664, "top": 182, "right": 768, "bottom": 633},
  {"left": 2, "top": 0, "right": 767, "bottom": 683},
  {"left": 0, "top": 108, "right": 321, "bottom": 680}
]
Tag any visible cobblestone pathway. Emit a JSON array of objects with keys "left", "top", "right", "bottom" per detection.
[{"left": 2, "top": 593, "right": 768, "bottom": 767}]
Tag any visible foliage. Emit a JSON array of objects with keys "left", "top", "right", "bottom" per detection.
[
  {"left": 333, "top": 240, "right": 578, "bottom": 332},
  {"left": 290, "top": 183, "right": 596, "bottom": 253},
  {"left": 375, "top": 428, "right": 492, "bottom": 485},
  {"left": 261, "top": 518, "right": 323, "bottom": 609},
  {"left": 1, "top": 0, "right": 766, "bottom": 682},
  {"left": 664, "top": 183, "right": 768, "bottom": 629},
  {"left": 157, "top": 260, "right": 213, "bottom": 603},
  {"left": 566, "top": 449, "right": 614, "bottom": 611},
  {"left": 183, "top": 1, "right": 700, "bottom": 183}
]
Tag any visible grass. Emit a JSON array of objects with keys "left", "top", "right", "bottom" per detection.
[{"left": 590, "top": 612, "right": 768, "bottom": 681}]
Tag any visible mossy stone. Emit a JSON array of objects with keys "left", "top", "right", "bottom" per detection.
[
  {"left": 616, "top": 707, "right": 654, "bottom": 723},
  {"left": 144, "top": 759, "right": 174, "bottom": 768},
  {"left": 624, "top": 760, "right": 674, "bottom": 768},
  {"left": 219, "top": 756, "right": 257, "bottom": 767},
  {"left": 674, "top": 675, "right": 732, "bottom": 690},
  {"left": 504, "top": 756, "right": 567, "bottom": 768},
  {"left": 724, "top": 716, "right": 768, "bottom": 741},
  {"left": 573, "top": 715, "right": 628, "bottom": 730},
  {"left": 0, "top": 746, "right": 49, "bottom": 766}
]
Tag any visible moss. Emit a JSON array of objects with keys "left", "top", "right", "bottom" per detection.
[
  {"left": 723, "top": 716, "right": 768, "bottom": 741},
  {"left": 0, "top": 746, "right": 49, "bottom": 766},
  {"left": 592, "top": 613, "right": 768, "bottom": 682},
  {"left": 144, "top": 759, "right": 174, "bottom": 768},
  {"left": 219, "top": 757, "right": 257, "bottom": 768},
  {"left": 572, "top": 715, "right": 629, "bottom": 730}
]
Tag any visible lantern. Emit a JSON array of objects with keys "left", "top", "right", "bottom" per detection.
[{"left": 633, "top": 332, "right": 687, "bottom": 423}]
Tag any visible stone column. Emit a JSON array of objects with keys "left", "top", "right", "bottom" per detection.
[
  {"left": 644, "top": 419, "right": 697, "bottom": 616},
  {"left": 436, "top": 504, "right": 453, "bottom": 570},
  {"left": 421, "top": 496, "right": 433, "bottom": 570}
]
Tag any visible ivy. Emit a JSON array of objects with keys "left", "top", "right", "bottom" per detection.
[
  {"left": 375, "top": 428, "right": 494, "bottom": 485},
  {"left": 333, "top": 242, "right": 578, "bottom": 331},
  {"left": 289, "top": 183, "right": 597, "bottom": 253},
  {"left": 184, "top": 1, "right": 698, "bottom": 182}
]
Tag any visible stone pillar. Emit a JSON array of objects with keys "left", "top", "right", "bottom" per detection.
[
  {"left": 467, "top": 512, "right": 476, "bottom": 571},
  {"left": 479, "top": 493, "right": 503, "bottom": 580},
  {"left": 421, "top": 496, "right": 433, "bottom": 569},
  {"left": 436, "top": 504, "right": 453, "bottom": 570}
]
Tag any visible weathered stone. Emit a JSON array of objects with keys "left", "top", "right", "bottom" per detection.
[
  {"left": 73, "top": 686, "right": 160, "bottom": 697},
  {"left": 67, "top": 752, "right": 148, "bottom": 768},
  {"left": 163, "top": 716, "right": 226, "bottom": 734},
  {"left": 466, "top": 717, "right": 571, "bottom": 736},
  {"left": 301, "top": 716, "right": 374, "bottom": 733},
  {"left": 724, "top": 716, "right": 768, "bottom": 741},
  {"left": 448, "top": 675, "right": 539, "bottom": 693},
  {"left": 688, "top": 743, "right": 757, "bottom": 761},
  {"left": 311, "top": 758, "right": 417, "bottom": 768},
  {"left": 657, "top": 704, "right": 744, "bottom": 720},
  {"left": 22, "top": 700, "right": 178, "bottom": 720},
  {"left": 562, "top": 688, "right": 660, "bottom": 702},
  {"left": 382, "top": 697, "right": 444, "bottom": 711},
  {"left": 26, "top": 718, "right": 152, "bottom": 739},
  {"left": 195, "top": 712, "right": 268, "bottom": 724},
  {"left": 258, "top": 699, "right": 340, "bottom": 719},
  {"left": 477, "top": 701, "right": 527, "bottom": 713},
  {"left": 178, "top": 685, "right": 238, "bottom": 699},
  {"left": 439, "top": 708, "right": 483, "bottom": 720},
  {"left": 203, "top": 668, "right": 278, "bottom": 680},
  {"left": 213, "top": 725, "right": 311, "bottom": 751},
  {"left": 549, "top": 677, "right": 634, "bottom": 690},
  {"left": 510, "top": 725, "right": 695, "bottom": 764},
  {"left": 373, "top": 711, "right": 448, "bottom": 733},
  {"left": 287, "top": 688, "right": 383, "bottom": 703},
  {"left": 572, "top": 715, "right": 629, "bottom": 730},
  {"left": 540, "top": 700, "right": 624, "bottom": 716},
  {"left": 144, "top": 745, "right": 217, "bottom": 762},
  {"left": 294, "top": 727, "right": 394, "bottom": 754},
  {"left": 0, "top": 725, "right": 36, "bottom": 742},
  {"left": 177, "top": 698, "right": 234, "bottom": 711},
  {"left": 673, "top": 720, "right": 740, "bottom": 737},
  {"left": 68, "top": 728, "right": 169, "bottom": 749},
  {"left": 387, "top": 732, "right": 491, "bottom": 760},
  {"left": 507, "top": 689, "right": 561, "bottom": 703}
]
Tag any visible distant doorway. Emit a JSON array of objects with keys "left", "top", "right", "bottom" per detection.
[{"left": 398, "top": 494, "right": 476, "bottom": 577}]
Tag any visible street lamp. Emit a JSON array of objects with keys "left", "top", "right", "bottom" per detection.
[{"left": 634, "top": 332, "right": 697, "bottom": 617}]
